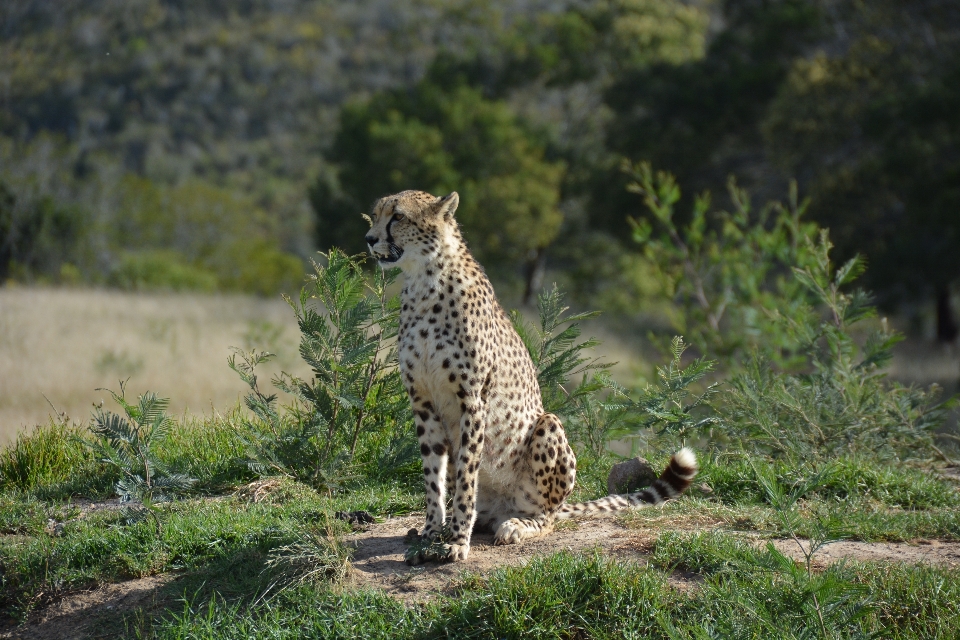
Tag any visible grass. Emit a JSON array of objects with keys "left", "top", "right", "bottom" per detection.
[
  {"left": 0, "top": 287, "right": 307, "bottom": 445},
  {"left": 1, "top": 419, "right": 959, "bottom": 639},
  {"left": 618, "top": 455, "right": 960, "bottom": 543},
  {"left": 145, "top": 545, "right": 960, "bottom": 639},
  {"left": 0, "top": 475, "right": 422, "bottom": 616},
  {"left": 2, "top": 319, "right": 960, "bottom": 639}
]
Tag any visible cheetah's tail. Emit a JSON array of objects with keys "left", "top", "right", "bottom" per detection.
[{"left": 555, "top": 448, "right": 698, "bottom": 520}]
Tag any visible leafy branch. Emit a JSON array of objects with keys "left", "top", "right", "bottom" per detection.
[
  {"left": 84, "top": 381, "right": 194, "bottom": 530},
  {"left": 230, "top": 249, "right": 413, "bottom": 492}
]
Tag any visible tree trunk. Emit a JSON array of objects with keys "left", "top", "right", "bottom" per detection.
[
  {"left": 522, "top": 247, "right": 547, "bottom": 306},
  {"left": 936, "top": 285, "right": 958, "bottom": 343}
]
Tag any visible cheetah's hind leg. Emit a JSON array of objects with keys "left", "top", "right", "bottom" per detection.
[
  {"left": 493, "top": 514, "right": 556, "bottom": 545},
  {"left": 493, "top": 413, "right": 577, "bottom": 546}
]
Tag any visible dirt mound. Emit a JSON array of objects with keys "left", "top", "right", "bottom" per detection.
[
  {"left": 345, "top": 515, "right": 654, "bottom": 602},
  {"left": 7, "top": 515, "right": 960, "bottom": 639},
  {"left": 0, "top": 575, "right": 172, "bottom": 640},
  {"left": 345, "top": 515, "right": 960, "bottom": 602}
]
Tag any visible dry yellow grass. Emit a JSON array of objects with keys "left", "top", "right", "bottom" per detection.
[
  {"left": 3, "top": 285, "right": 953, "bottom": 448},
  {"left": 0, "top": 286, "right": 653, "bottom": 447},
  {"left": 0, "top": 286, "right": 308, "bottom": 444}
]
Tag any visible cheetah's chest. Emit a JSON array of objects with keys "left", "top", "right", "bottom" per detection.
[{"left": 399, "top": 302, "right": 472, "bottom": 418}]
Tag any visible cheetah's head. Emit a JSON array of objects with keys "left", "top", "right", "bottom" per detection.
[{"left": 363, "top": 190, "right": 459, "bottom": 271}]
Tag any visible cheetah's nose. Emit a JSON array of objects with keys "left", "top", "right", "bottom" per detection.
[{"left": 365, "top": 235, "right": 378, "bottom": 246}]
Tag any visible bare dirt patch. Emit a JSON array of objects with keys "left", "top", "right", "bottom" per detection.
[
  {"left": 0, "top": 575, "right": 172, "bottom": 640},
  {"left": 346, "top": 515, "right": 960, "bottom": 602},
  {"left": 345, "top": 515, "right": 654, "bottom": 602},
  {"left": 768, "top": 537, "right": 960, "bottom": 569}
]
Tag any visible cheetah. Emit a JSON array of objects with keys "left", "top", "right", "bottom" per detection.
[{"left": 364, "top": 190, "right": 698, "bottom": 564}]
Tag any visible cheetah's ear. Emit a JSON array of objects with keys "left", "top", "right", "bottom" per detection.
[{"left": 435, "top": 191, "right": 459, "bottom": 220}]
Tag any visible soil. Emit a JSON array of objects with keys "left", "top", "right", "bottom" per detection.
[
  {"left": 766, "top": 537, "right": 960, "bottom": 569},
  {"left": 5, "top": 514, "right": 960, "bottom": 639},
  {"left": 0, "top": 575, "right": 172, "bottom": 640},
  {"left": 344, "top": 515, "right": 656, "bottom": 602},
  {"left": 344, "top": 515, "right": 960, "bottom": 602}
]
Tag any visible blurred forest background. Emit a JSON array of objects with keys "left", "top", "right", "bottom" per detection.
[{"left": 1, "top": 0, "right": 958, "bottom": 383}]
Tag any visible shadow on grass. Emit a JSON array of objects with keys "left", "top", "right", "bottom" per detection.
[{"left": 2, "top": 541, "right": 282, "bottom": 640}]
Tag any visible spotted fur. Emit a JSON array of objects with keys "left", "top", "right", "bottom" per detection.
[{"left": 364, "top": 190, "right": 697, "bottom": 564}]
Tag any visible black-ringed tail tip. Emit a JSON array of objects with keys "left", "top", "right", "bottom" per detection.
[{"left": 556, "top": 448, "right": 698, "bottom": 519}]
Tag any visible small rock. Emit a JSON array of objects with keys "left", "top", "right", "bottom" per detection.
[
  {"left": 44, "top": 519, "right": 65, "bottom": 537},
  {"left": 335, "top": 510, "right": 376, "bottom": 528},
  {"left": 607, "top": 457, "right": 657, "bottom": 495}
]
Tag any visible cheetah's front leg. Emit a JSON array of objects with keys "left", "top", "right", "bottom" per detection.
[
  {"left": 444, "top": 396, "right": 485, "bottom": 561},
  {"left": 407, "top": 409, "right": 449, "bottom": 565}
]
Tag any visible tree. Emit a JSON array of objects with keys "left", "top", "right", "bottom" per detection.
[
  {"left": 312, "top": 74, "right": 564, "bottom": 301},
  {"left": 592, "top": 0, "right": 822, "bottom": 235},
  {"left": 763, "top": 0, "right": 960, "bottom": 340},
  {"left": 0, "top": 179, "right": 83, "bottom": 282}
]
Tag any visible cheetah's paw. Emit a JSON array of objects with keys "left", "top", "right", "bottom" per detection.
[
  {"left": 404, "top": 540, "right": 470, "bottom": 565},
  {"left": 446, "top": 542, "right": 470, "bottom": 561},
  {"left": 493, "top": 520, "right": 523, "bottom": 545}
]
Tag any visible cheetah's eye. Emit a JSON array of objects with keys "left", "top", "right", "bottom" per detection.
[{"left": 393, "top": 213, "right": 405, "bottom": 222}]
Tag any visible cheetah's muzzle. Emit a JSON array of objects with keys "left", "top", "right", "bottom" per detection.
[{"left": 375, "top": 243, "right": 403, "bottom": 265}]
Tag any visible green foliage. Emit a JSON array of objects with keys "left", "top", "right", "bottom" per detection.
[
  {"left": 511, "top": 284, "right": 632, "bottom": 460},
  {"left": 511, "top": 284, "right": 607, "bottom": 416},
  {"left": 84, "top": 383, "right": 196, "bottom": 527},
  {"left": 231, "top": 249, "right": 414, "bottom": 491},
  {"left": 110, "top": 177, "right": 303, "bottom": 296},
  {"left": 617, "top": 169, "right": 951, "bottom": 462},
  {"left": 152, "top": 412, "right": 257, "bottom": 494},
  {"left": 2, "top": 0, "right": 957, "bottom": 321},
  {"left": 625, "top": 161, "right": 819, "bottom": 362},
  {"left": 315, "top": 76, "right": 564, "bottom": 288},
  {"left": 603, "top": 0, "right": 821, "bottom": 174},
  {"left": 626, "top": 336, "right": 720, "bottom": 446},
  {"left": 719, "top": 233, "right": 953, "bottom": 460},
  {"left": 0, "top": 139, "right": 304, "bottom": 294},
  {"left": 763, "top": 1, "right": 960, "bottom": 305},
  {"left": 0, "top": 178, "right": 85, "bottom": 283},
  {"left": 434, "top": 0, "right": 708, "bottom": 91},
  {"left": 107, "top": 250, "right": 218, "bottom": 292},
  {"left": 510, "top": 289, "right": 718, "bottom": 460}
]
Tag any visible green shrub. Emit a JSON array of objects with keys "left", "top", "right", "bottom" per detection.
[
  {"left": 108, "top": 250, "right": 218, "bottom": 292},
  {"left": 0, "top": 419, "right": 99, "bottom": 496},
  {"left": 625, "top": 163, "right": 819, "bottom": 365},
  {"left": 83, "top": 384, "right": 196, "bottom": 528},
  {"left": 718, "top": 232, "right": 952, "bottom": 461},
  {"left": 625, "top": 167, "right": 953, "bottom": 463},
  {"left": 231, "top": 249, "right": 413, "bottom": 491}
]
